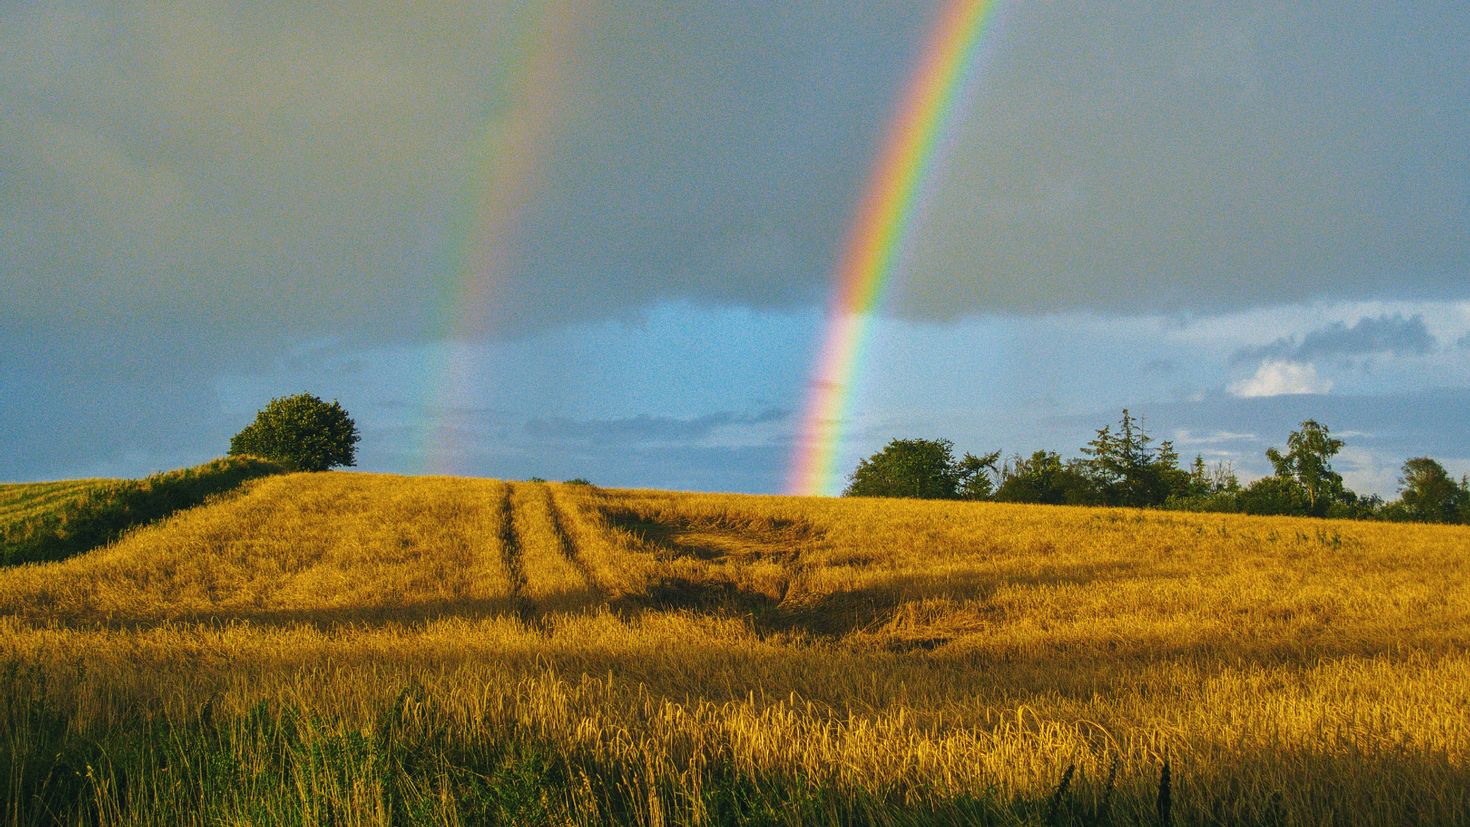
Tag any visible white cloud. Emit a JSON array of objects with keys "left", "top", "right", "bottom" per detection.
[{"left": 1229, "top": 360, "right": 1332, "bottom": 398}]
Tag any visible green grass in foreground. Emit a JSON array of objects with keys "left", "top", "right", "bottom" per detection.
[{"left": 0, "top": 457, "right": 287, "bottom": 566}]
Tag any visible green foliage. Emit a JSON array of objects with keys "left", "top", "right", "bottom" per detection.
[
  {"left": 0, "top": 456, "right": 287, "bottom": 565},
  {"left": 1239, "top": 475, "right": 1312, "bottom": 516},
  {"left": 1079, "top": 410, "right": 1191, "bottom": 507},
  {"left": 844, "top": 411, "right": 1466, "bottom": 524},
  {"left": 1264, "top": 420, "right": 1345, "bottom": 516},
  {"left": 1388, "top": 457, "right": 1466, "bottom": 523},
  {"left": 1164, "top": 457, "right": 1243, "bottom": 512},
  {"left": 844, "top": 438, "right": 959, "bottom": 499},
  {"left": 1327, "top": 491, "right": 1385, "bottom": 521},
  {"left": 229, "top": 394, "right": 359, "bottom": 472},
  {"left": 843, "top": 439, "right": 998, "bottom": 500},
  {"left": 563, "top": 478, "right": 593, "bottom": 486},
  {"left": 994, "top": 451, "right": 1099, "bottom": 505},
  {"left": 956, "top": 450, "right": 1002, "bottom": 500},
  {"left": 840, "top": 437, "right": 964, "bottom": 502}
]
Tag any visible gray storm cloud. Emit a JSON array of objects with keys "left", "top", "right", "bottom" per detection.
[
  {"left": 1232, "top": 314, "right": 1438, "bottom": 365},
  {"left": 904, "top": 4, "right": 1470, "bottom": 317},
  {"left": 3, "top": 2, "right": 1467, "bottom": 350}
]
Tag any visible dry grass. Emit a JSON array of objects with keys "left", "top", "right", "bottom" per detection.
[{"left": 1, "top": 473, "right": 1467, "bottom": 824}]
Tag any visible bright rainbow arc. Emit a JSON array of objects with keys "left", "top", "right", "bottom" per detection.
[{"left": 787, "top": 0, "right": 997, "bottom": 496}]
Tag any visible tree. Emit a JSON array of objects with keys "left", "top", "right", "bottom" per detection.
[
  {"left": 994, "top": 450, "right": 1099, "bottom": 505},
  {"left": 1240, "top": 474, "right": 1311, "bottom": 516},
  {"left": 844, "top": 438, "right": 963, "bottom": 499},
  {"left": 1170, "top": 456, "right": 1242, "bottom": 510},
  {"left": 1149, "top": 438, "right": 1193, "bottom": 504},
  {"left": 229, "top": 393, "right": 359, "bottom": 471},
  {"left": 1395, "top": 457, "right": 1463, "bottom": 523},
  {"left": 956, "top": 450, "right": 1002, "bottom": 500},
  {"left": 1080, "top": 410, "right": 1189, "bottom": 507},
  {"left": 1327, "top": 490, "right": 1383, "bottom": 521},
  {"left": 1264, "top": 419, "right": 1345, "bottom": 516}
]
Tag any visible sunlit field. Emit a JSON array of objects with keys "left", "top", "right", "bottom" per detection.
[
  {"left": 0, "top": 480, "right": 111, "bottom": 524},
  {"left": 2, "top": 472, "right": 1467, "bottom": 824}
]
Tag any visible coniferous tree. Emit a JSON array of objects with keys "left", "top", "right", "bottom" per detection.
[
  {"left": 956, "top": 450, "right": 1002, "bottom": 500},
  {"left": 1081, "top": 410, "right": 1186, "bottom": 507}
]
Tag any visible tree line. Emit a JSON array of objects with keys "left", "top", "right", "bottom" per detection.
[{"left": 844, "top": 410, "right": 1470, "bottom": 524}]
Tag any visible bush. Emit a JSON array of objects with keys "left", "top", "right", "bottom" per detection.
[
  {"left": 994, "top": 451, "right": 1100, "bottom": 506},
  {"left": 1239, "top": 475, "right": 1311, "bottom": 516},
  {"left": 1163, "top": 491, "right": 1243, "bottom": 513},
  {"left": 229, "top": 394, "right": 359, "bottom": 471},
  {"left": 844, "top": 439, "right": 959, "bottom": 499}
]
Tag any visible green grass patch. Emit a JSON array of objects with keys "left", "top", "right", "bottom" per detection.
[
  {"left": 0, "top": 481, "right": 110, "bottom": 521},
  {"left": 0, "top": 456, "right": 288, "bottom": 566}
]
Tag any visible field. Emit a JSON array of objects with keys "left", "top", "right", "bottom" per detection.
[
  {"left": 0, "top": 457, "right": 287, "bottom": 567},
  {"left": 1, "top": 472, "right": 1468, "bottom": 825},
  {"left": 0, "top": 480, "right": 111, "bottom": 523}
]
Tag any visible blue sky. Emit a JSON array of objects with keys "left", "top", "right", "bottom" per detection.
[{"left": 3, "top": 3, "right": 1468, "bottom": 497}]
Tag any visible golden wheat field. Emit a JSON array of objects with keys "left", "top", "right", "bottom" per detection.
[{"left": 1, "top": 471, "right": 1468, "bottom": 825}]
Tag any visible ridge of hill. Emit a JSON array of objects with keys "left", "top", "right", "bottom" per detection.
[
  {"left": 1, "top": 472, "right": 1467, "bottom": 824},
  {"left": 0, "top": 456, "right": 287, "bottom": 566}
]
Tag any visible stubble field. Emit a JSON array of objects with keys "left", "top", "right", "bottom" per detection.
[{"left": 1, "top": 472, "right": 1467, "bottom": 825}]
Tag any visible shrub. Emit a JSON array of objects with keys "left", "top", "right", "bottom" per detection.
[
  {"left": 1239, "top": 475, "right": 1311, "bottom": 516},
  {"left": 844, "top": 439, "right": 961, "bottom": 499}
]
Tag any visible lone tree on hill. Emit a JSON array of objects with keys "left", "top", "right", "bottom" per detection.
[{"left": 229, "top": 393, "right": 359, "bottom": 471}]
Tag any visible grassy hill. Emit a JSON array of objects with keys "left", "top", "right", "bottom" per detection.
[
  {"left": 0, "top": 456, "right": 287, "bottom": 566},
  {"left": 1, "top": 472, "right": 1467, "bottom": 824},
  {"left": 0, "top": 479, "right": 112, "bottom": 521}
]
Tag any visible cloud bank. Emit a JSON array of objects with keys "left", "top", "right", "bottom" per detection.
[
  {"left": 1232, "top": 314, "right": 1438, "bottom": 364},
  {"left": 3, "top": 2, "right": 1467, "bottom": 354},
  {"left": 4, "top": 3, "right": 1468, "bottom": 484}
]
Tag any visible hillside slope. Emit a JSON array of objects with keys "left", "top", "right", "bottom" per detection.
[
  {"left": 0, "top": 456, "right": 286, "bottom": 565},
  {"left": 1, "top": 472, "right": 1467, "bottom": 824}
]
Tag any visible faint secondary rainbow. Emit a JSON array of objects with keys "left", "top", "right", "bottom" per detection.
[
  {"left": 787, "top": 0, "right": 999, "bottom": 496},
  {"left": 421, "top": 5, "right": 587, "bottom": 474}
]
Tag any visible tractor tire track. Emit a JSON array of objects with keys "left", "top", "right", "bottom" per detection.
[
  {"left": 496, "top": 484, "right": 534, "bottom": 621},
  {"left": 542, "top": 484, "right": 604, "bottom": 598}
]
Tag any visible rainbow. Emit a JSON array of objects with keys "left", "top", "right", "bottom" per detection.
[
  {"left": 421, "top": 5, "right": 587, "bottom": 474},
  {"left": 787, "top": 0, "right": 999, "bottom": 496}
]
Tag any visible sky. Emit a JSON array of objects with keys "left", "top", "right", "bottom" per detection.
[{"left": 3, "top": 2, "right": 1468, "bottom": 498}]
